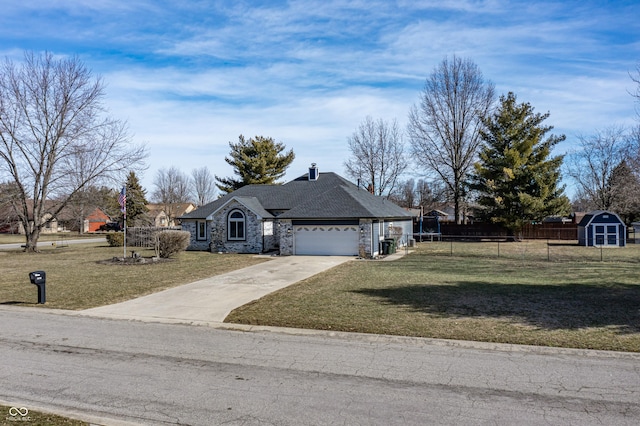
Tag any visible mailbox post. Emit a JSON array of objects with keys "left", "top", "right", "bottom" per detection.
[{"left": 28, "top": 271, "right": 46, "bottom": 304}]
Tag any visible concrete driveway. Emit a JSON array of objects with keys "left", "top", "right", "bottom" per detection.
[{"left": 81, "top": 255, "right": 353, "bottom": 325}]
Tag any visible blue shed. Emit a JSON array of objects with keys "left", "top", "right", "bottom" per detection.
[{"left": 577, "top": 210, "right": 626, "bottom": 247}]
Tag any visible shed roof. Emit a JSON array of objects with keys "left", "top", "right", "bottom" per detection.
[{"left": 577, "top": 210, "right": 625, "bottom": 227}]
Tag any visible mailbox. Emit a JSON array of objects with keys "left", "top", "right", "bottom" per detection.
[{"left": 28, "top": 271, "right": 46, "bottom": 304}]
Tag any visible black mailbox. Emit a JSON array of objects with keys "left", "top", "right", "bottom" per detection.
[{"left": 28, "top": 271, "right": 46, "bottom": 304}]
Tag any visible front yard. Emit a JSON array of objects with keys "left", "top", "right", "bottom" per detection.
[
  {"left": 226, "top": 240, "right": 640, "bottom": 352},
  {"left": 0, "top": 241, "right": 267, "bottom": 310},
  {"left": 2, "top": 238, "right": 639, "bottom": 352}
]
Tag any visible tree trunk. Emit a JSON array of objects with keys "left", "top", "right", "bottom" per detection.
[{"left": 24, "top": 228, "right": 41, "bottom": 253}]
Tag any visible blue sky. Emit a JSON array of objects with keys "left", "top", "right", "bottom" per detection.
[{"left": 1, "top": 0, "right": 639, "bottom": 197}]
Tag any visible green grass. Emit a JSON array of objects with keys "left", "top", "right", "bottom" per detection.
[
  {"left": 0, "top": 242, "right": 267, "bottom": 310},
  {"left": 226, "top": 240, "right": 640, "bottom": 352},
  {"left": 0, "top": 404, "right": 87, "bottom": 425},
  {"left": 0, "top": 233, "right": 99, "bottom": 244}
]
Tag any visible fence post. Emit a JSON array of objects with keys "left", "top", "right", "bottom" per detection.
[{"left": 547, "top": 239, "right": 550, "bottom": 262}]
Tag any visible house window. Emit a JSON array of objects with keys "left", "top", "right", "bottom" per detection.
[
  {"left": 228, "top": 210, "right": 245, "bottom": 240},
  {"left": 196, "top": 221, "right": 207, "bottom": 241}
]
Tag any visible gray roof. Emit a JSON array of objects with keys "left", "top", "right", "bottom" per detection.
[
  {"left": 180, "top": 172, "right": 411, "bottom": 220},
  {"left": 577, "top": 210, "right": 624, "bottom": 227}
]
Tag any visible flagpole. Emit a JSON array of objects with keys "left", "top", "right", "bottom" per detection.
[
  {"left": 119, "top": 185, "right": 127, "bottom": 260},
  {"left": 123, "top": 210, "right": 127, "bottom": 259}
]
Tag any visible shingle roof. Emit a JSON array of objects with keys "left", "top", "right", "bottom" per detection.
[
  {"left": 577, "top": 210, "right": 624, "bottom": 227},
  {"left": 180, "top": 172, "right": 411, "bottom": 220}
]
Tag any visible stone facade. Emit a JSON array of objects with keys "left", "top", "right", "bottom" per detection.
[
  {"left": 183, "top": 200, "right": 279, "bottom": 254},
  {"left": 278, "top": 220, "right": 294, "bottom": 255},
  {"left": 359, "top": 219, "right": 373, "bottom": 258}
]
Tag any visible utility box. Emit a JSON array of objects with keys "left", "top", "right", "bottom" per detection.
[{"left": 29, "top": 271, "right": 46, "bottom": 304}]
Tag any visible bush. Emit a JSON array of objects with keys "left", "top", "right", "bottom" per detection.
[
  {"left": 157, "top": 230, "right": 190, "bottom": 258},
  {"left": 106, "top": 233, "right": 124, "bottom": 247}
]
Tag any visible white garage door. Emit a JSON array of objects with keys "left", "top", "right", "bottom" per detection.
[{"left": 294, "top": 225, "right": 359, "bottom": 256}]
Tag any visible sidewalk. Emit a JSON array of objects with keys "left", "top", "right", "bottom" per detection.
[{"left": 80, "top": 255, "right": 354, "bottom": 325}]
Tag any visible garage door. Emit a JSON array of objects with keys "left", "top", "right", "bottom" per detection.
[{"left": 294, "top": 225, "right": 359, "bottom": 256}]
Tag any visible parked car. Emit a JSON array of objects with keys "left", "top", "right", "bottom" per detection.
[{"left": 98, "top": 222, "right": 122, "bottom": 231}]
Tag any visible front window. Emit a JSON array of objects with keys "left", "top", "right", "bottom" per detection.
[
  {"left": 228, "top": 210, "right": 245, "bottom": 240},
  {"left": 196, "top": 221, "right": 207, "bottom": 240}
]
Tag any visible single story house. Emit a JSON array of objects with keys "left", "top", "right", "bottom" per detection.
[
  {"left": 577, "top": 210, "right": 626, "bottom": 247},
  {"left": 84, "top": 207, "right": 110, "bottom": 232},
  {"left": 180, "top": 165, "right": 413, "bottom": 257},
  {"left": 146, "top": 203, "right": 195, "bottom": 227}
]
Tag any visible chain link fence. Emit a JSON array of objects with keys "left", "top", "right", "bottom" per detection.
[{"left": 408, "top": 235, "right": 640, "bottom": 263}]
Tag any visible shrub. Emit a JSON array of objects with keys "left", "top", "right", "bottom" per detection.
[
  {"left": 106, "top": 233, "right": 124, "bottom": 247},
  {"left": 157, "top": 230, "right": 190, "bottom": 258}
]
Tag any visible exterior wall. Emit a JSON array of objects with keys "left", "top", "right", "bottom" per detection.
[
  {"left": 182, "top": 220, "right": 211, "bottom": 251},
  {"left": 87, "top": 208, "right": 110, "bottom": 232},
  {"left": 359, "top": 219, "right": 374, "bottom": 258},
  {"left": 263, "top": 220, "right": 278, "bottom": 252},
  {"left": 184, "top": 200, "right": 267, "bottom": 253},
  {"left": 279, "top": 220, "right": 294, "bottom": 255}
]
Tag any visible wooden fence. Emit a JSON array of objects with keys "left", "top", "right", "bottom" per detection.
[{"left": 436, "top": 223, "right": 579, "bottom": 240}]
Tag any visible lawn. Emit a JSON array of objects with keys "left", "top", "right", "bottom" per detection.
[
  {"left": 0, "top": 241, "right": 267, "bottom": 310},
  {"left": 0, "top": 232, "right": 99, "bottom": 245},
  {"left": 226, "top": 240, "right": 640, "bottom": 352}
]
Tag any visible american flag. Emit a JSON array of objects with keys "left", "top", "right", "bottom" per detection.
[{"left": 118, "top": 186, "right": 126, "bottom": 214}]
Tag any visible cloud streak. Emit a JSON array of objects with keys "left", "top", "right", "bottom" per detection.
[{"left": 0, "top": 0, "right": 637, "bottom": 193}]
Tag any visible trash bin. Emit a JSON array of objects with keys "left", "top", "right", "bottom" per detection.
[
  {"left": 385, "top": 238, "right": 396, "bottom": 254},
  {"left": 381, "top": 241, "right": 390, "bottom": 255},
  {"left": 28, "top": 271, "right": 46, "bottom": 304}
]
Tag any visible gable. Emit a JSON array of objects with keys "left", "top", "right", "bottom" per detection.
[{"left": 578, "top": 210, "right": 624, "bottom": 227}]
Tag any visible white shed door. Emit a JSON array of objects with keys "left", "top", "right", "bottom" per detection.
[{"left": 294, "top": 225, "right": 359, "bottom": 256}]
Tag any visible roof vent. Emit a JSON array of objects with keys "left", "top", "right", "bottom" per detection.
[{"left": 309, "top": 163, "right": 319, "bottom": 181}]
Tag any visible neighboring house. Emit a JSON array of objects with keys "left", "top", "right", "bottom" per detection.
[
  {"left": 146, "top": 203, "right": 196, "bottom": 227},
  {"left": 180, "top": 165, "right": 413, "bottom": 257},
  {"left": 84, "top": 207, "right": 110, "bottom": 232},
  {"left": 0, "top": 201, "right": 59, "bottom": 234},
  {"left": 0, "top": 202, "right": 111, "bottom": 234},
  {"left": 577, "top": 210, "right": 626, "bottom": 247}
]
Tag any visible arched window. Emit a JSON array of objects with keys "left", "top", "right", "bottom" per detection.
[{"left": 228, "top": 210, "right": 245, "bottom": 240}]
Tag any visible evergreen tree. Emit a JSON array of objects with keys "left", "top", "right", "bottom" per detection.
[
  {"left": 215, "top": 135, "right": 295, "bottom": 193},
  {"left": 123, "top": 171, "right": 149, "bottom": 226},
  {"left": 471, "top": 92, "right": 570, "bottom": 233}
]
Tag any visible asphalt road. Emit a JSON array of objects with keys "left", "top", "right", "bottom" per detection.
[
  {"left": 0, "top": 237, "right": 106, "bottom": 250},
  {"left": 1, "top": 307, "right": 639, "bottom": 425}
]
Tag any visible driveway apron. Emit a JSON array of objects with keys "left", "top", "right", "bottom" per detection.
[{"left": 80, "top": 256, "right": 352, "bottom": 325}]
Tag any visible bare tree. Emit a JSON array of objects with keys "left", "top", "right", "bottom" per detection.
[
  {"left": 191, "top": 166, "right": 216, "bottom": 206},
  {"left": 0, "top": 51, "right": 146, "bottom": 251},
  {"left": 344, "top": 116, "right": 407, "bottom": 197},
  {"left": 564, "top": 126, "right": 631, "bottom": 211},
  {"left": 631, "top": 61, "right": 640, "bottom": 117},
  {"left": 152, "top": 166, "right": 192, "bottom": 225},
  {"left": 407, "top": 55, "right": 495, "bottom": 224},
  {"left": 389, "top": 178, "right": 416, "bottom": 208}
]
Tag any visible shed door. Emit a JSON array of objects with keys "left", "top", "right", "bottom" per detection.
[
  {"left": 594, "top": 225, "right": 619, "bottom": 246},
  {"left": 294, "top": 225, "right": 359, "bottom": 256}
]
